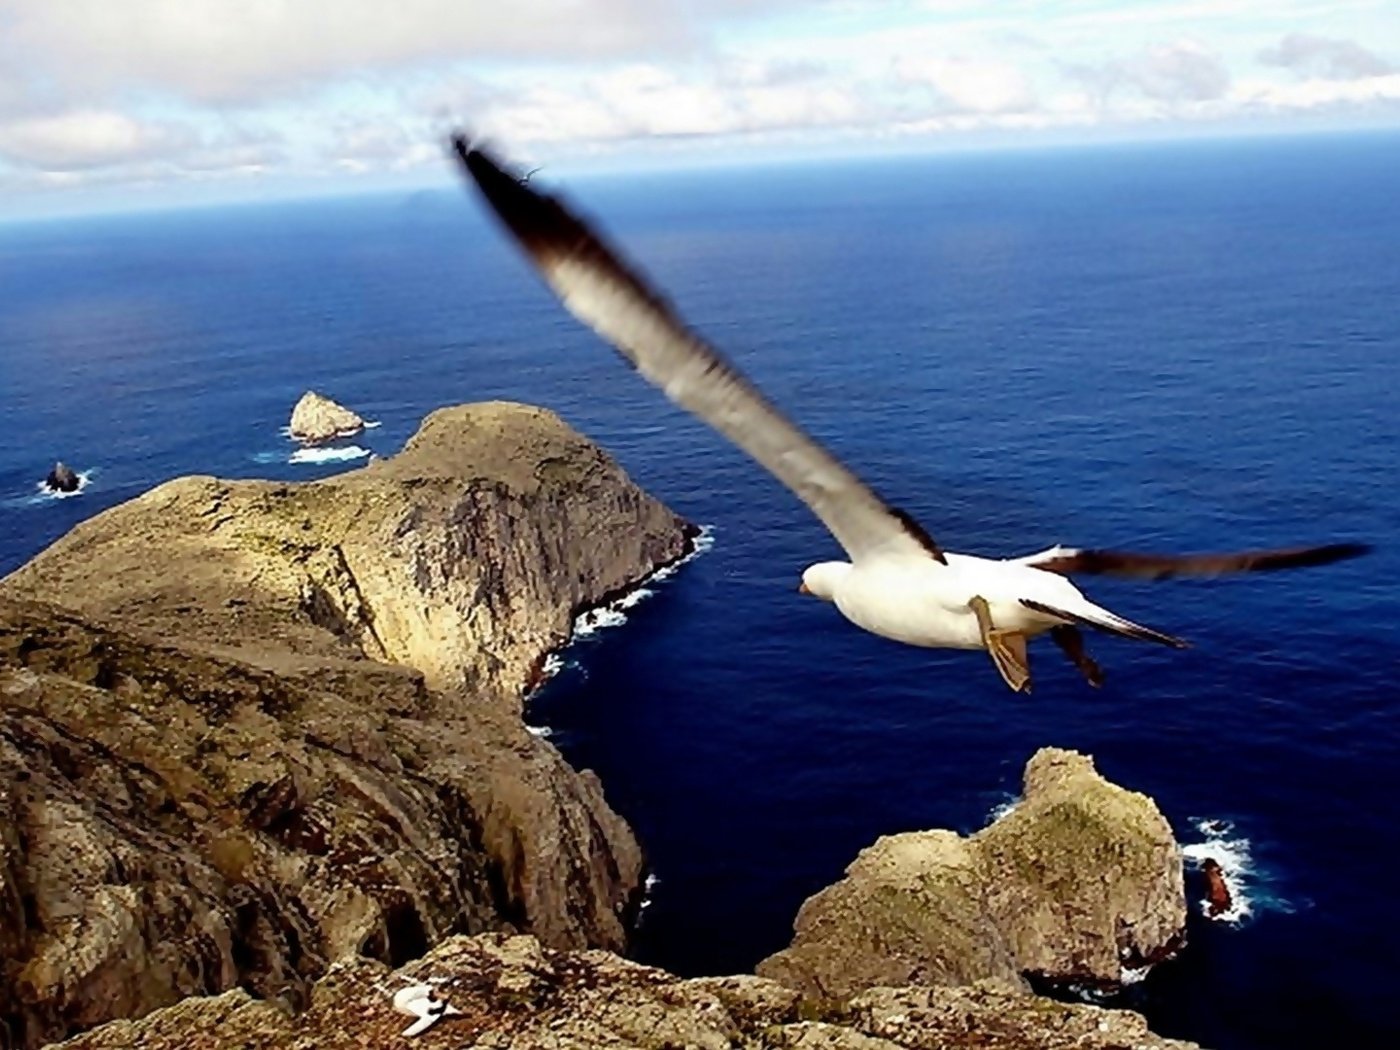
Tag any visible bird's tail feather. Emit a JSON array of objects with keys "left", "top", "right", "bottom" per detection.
[{"left": 1021, "top": 598, "right": 1189, "bottom": 649}]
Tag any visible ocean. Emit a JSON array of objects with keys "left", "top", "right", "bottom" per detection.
[{"left": 2, "top": 131, "right": 1397, "bottom": 1049}]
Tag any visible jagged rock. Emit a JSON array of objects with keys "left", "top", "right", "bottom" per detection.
[
  {"left": 288, "top": 391, "right": 365, "bottom": 444},
  {"left": 1, "top": 402, "right": 694, "bottom": 1049},
  {"left": 1202, "top": 859, "right": 1232, "bottom": 917},
  {"left": 47, "top": 932, "right": 1204, "bottom": 1050},
  {"left": 43, "top": 463, "right": 78, "bottom": 493},
  {"left": 758, "top": 748, "right": 1186, "bottom": 999}
]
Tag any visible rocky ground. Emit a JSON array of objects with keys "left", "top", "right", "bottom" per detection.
[
  {"left": 48, "top": 932, "right": 1201, "bottom": 1050},
  {"left": 2, "top": 403, "right": 693, "bottom": 1049}
]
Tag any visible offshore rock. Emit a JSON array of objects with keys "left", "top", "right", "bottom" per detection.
[
  {"left": 758, "top": 748, "right": 1186, "bottom": 998},
  {"left": 288, "top": 391, "right": 365, "bottom": 444},
  {"left": 47, "top": 932, "right": 1204, "bottom": 1050},
  {"left": 1, "top": 402, "right": 693, "bottom": 1049},
  {"left": 43, "top": 463, "right": 78, "bottom": 493}
]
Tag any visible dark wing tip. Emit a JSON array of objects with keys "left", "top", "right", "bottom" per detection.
[
  {"left": 1047, "top": 541, "right": 1372, "bottom": 580},
  {"left": 448, "top": 133, "right": 576, "bottom": 258},
  {"left": 888, "top": 506, "right": 946, "bottom": 562},
  {"left": 1270, "top": 542, "right": 1372, "bottom": 569}
]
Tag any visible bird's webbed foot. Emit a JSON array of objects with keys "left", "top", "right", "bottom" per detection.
[{"left": 969, "top": 595, "right": 1032, "bottom": 694}]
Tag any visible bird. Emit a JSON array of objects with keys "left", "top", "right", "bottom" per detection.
[
  {"left": 391, "top": 981, "right": 462, "bottom": 1037},
  {"left": 450, "top": 136, "right": 1369, "bottom": 693}
]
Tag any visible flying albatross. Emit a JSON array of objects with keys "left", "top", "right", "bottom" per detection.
[{"left": 451, "top": 137, "right": 1368, "bottom": 693}]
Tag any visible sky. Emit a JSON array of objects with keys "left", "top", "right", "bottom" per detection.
[{"left": 1, "top": 0, "right": 1397, "bottom": 220}]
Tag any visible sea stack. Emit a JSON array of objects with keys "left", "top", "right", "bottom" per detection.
[
  {"left": 1202, "top": 858, "right": 1232, "bottom": 917},
  {"left": 289, "top": 390, "right": 366, "bottom": 444},
  {"left": 44, "top": 462, "right": 79, "bottom": 493}
]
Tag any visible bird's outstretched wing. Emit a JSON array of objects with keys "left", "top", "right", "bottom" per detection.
[
  {"left": 452, "top": 137, "right": 944, "bottom": 565},
  {"left": 1016, "top": 542, "right": 1369, "bottom": 580}
]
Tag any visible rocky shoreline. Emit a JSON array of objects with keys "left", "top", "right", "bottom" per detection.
[{"left": 3, "top": 402, "right": 1202, "bottom": 1049}]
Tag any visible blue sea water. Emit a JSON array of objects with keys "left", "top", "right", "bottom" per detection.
[{"left": 2, "top": 132, "right": 1398, "bottom": 1049}]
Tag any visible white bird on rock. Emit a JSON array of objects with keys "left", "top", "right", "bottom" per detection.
[
  {"left": 391, "top": 981, "right": 461, "bottom": 1037},
  {"left": 452, "top": 137, "right": 1368, "bottom": 693}
]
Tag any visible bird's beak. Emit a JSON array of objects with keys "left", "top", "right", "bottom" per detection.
[{"left": 798, "top": 581, "right": 811, "bottom": 595}]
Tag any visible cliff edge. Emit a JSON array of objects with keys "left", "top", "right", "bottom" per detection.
[{"left": 1, "top": 402, "right": 694, "bottom": 1049}]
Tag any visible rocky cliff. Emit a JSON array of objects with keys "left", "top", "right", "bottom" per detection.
[
  {"left": 47, "top": 932, "right": 1202, "bottom": 1050},
  {"left": 1, "top": 402, "right": 694, "bottom": 1049},
  {"left": 758, "top": 748, "right": 1186, "bottom": 999}
]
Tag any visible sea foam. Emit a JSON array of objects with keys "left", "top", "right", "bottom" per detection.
[
  {"left": 288, "top": 445, "right": 372, "bottom": 465},
  {"left": 1181, "top": 817, "right": 1268, "bottom": 924},
  {"left": 28, "top": 469, "right": 94, "bottom": 502},
  {"left": 523, "top": 526, "right": 715, "bottom": 738}
]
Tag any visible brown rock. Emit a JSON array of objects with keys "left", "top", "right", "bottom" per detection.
[
  {"left": 1202, "top": 858, "right": 1232, "bottom": 917},
  {"left": 757, "top": 748, "right": 1186, "bottom": 998},
  {"left": 46, "top": 932, "right": 1205, "bottom": 1050},
  {"left": 1, "top": 402, "right": 693, "bottom": 1048}
]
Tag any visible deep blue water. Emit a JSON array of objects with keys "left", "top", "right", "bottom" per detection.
[{"left": 2, "top": 132, "right": 1398, "bottom": 1049}]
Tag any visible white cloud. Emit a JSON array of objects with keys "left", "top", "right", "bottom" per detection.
[
  {"left": 0, "top": 0, "right": 709, "bottom": 105},
  {"left": 893, "top": 56, "right": 1037, "bottom": 114},
  {"left": 1259, "top": 34, "right": 1395, "bottom": 80},
  {"left": 0, "top": 0, "right": 1398, "bottom": 215},
  {"left": 0, "top": 110, "right": 195, "bottom": 170}
]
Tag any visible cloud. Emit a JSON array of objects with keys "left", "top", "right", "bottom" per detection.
[
  {"left": 1259, "top": 34, "right": 1395, "bottom": 80},
  {"left": 894, "top": 56, "right": 1037, "bottom": 114},
  {"left": 0, "top": 110, "right": 197, "bottom": 170},
  {"left": 0, "top": 0, "right": 730, "bottom": 106},
  {"left": 1065, "top": 40, "right": 1230, "bottom": 105}
]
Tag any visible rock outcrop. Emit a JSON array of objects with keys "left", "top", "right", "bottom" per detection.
[
  {"left": 288, "top": 391, "right": 365, "bottom": 444},
  {"left": 758, "top": 748, "right": 1186, "bottom": 999},
  {"left": 48, "top": 932, "right": 1203, "bottom": 1050},
  {"left": 1, "top": 402, "right": 694, "bottom": 1049},
  {"left": 1202, "top": 859, "right": 1232, "bottom": 917},
  {"left": 43, "top": 463, "right": 78, "bottom": 493}
]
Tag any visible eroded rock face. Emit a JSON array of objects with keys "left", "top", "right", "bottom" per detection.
[
  {"left": 758, "top": 748, "right": 1186, "bottom": 999},
  {"left": 288, "top": 391, "right": 365, "bottom": 444},
  {"left": 47, "top": 932, "right": 1203, "bottom": 1050},
  {"left": 1, "top": 403, "right": 693, "bottom": 1049}
]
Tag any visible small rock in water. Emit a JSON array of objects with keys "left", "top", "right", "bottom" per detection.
[
  {"left": 289, "top": 390, "right": 366, "bottom": 444},
  {"left": 1202, "top": 857, "right": 1232, "bottom": 917},
  {"left": 45, "top": 462, "right": 79, "bottom": 492}
]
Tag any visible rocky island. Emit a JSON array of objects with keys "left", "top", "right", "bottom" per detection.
[
  {"left": 288, "top": 391, "right": 367, "bottom": 444},
  {"left": 42, "top": 463, "right": 79, "bottom": 494},
  {"left": 3, "top": 402, "right": 1201, "bottom": 1049}
]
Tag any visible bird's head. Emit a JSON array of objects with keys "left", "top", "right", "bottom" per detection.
[{"left": 799, "top": 561, "right": 851, "bottom": 601}]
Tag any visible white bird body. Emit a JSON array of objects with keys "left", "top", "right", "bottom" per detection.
[
  {"left": 813, "top": 555, "right": 1087, "bottom": 651},
  {"left": 455, "top": 139, "right": 1367, "bottom": 692},
  {"left": 391, "top": 982, "right": 461, "bottom": 1037}
]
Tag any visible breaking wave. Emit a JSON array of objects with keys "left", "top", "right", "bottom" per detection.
[
  {"left": 7, "top": 469, "right": 98, "bottom": 507},
  {"left": 34, "top": 469, "right": 94, "bottom": 500},
  {"left": 288, "top": 445, "right": 372, "bottom": 465},
  {"left": 523, "top": 526, "right": 715, "bottom": 739},
  {"left": 567, "top": 525, "right": 715, "bottom": 643}
]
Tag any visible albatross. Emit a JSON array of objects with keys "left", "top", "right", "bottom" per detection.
[{"left": 451, "top": 137, "right": 1368, "bottom": 692}]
